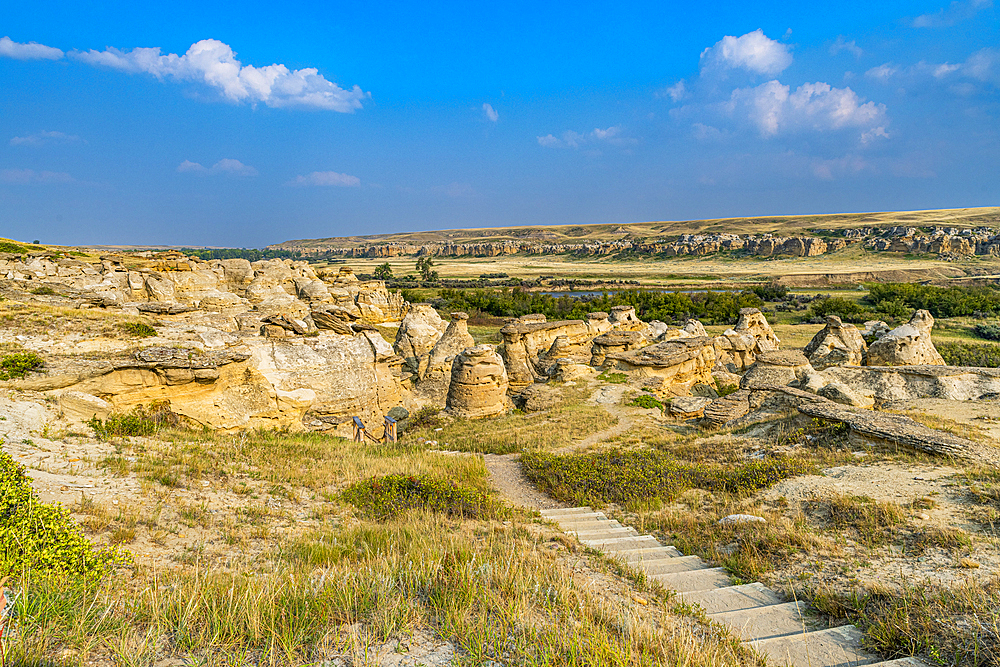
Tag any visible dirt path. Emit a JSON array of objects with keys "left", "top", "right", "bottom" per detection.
[
  {"left": 554, "top": 383, "right": 650, "bottom": 454},
  {"left": 483, "top": 453, "right": 566, "bottom": 509}
]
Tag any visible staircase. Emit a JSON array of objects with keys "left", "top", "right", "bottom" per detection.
[{"left": 540, "top": 507, "right": 926, "bottom": 667}]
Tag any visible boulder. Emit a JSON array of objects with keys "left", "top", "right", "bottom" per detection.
[
  {"left": 860, "top": 320, "right": 892, "bottom": 345},
  {"left": 866, "top": 310, "right": 944, "bottom": 367},
  {"left": 609, "top": 305, "right": 644, "bottom": 331},
  {"left": 702, "top": 389, "right": 752, "bottom": 427},
  {"left": 670, "top": 395, "right": 712, "bottom": 418},
  {"left": 820, "top": 364, "right": 1000, "bottom": 403},
  {"left": 447, "top": 345, "right": 509, "bottom": 419},
  {"left": 393, "top": 304, "right": 448, "bottom": 376},
  {"left": 741, "top": 351, "right": 815, "bottom": 390},
  {"left": 514, "top": 384, "right": 564, "bottom": 412},
  {"left": 605, "top": 337, "right": 717, "bottom": 397},
  {"left": 712, "top": 330, "right": 758, "bottom": 373},
  {"left": 817, "top": 381, "right": 871, "bottom": 408},
  {"left": 803, "top": 315, "right": 867, "bottom": 369},
  {"left": 58, "top": 391, "right": 112, "bottom": 424},
  {"left": 418, "top": 312, "right": 476, "bottom": 402}
]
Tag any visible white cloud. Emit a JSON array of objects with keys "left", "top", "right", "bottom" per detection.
[
  {"left": 865, "top": 63, "right": 899, "bottom": 82},
  {"left": 0, "top": 168, "right": 74, "bottom": 184},
  {"left": 286, "top": 171, "right": 360, "bottom": 187},
  {"left": 659, "top": 80, "right": 687, "bottom": 101},
  {"left": 692, "top": 123, "right": 723, "bottom": 141},
  {"left": 72, "top": 39, "right": 367, "bottom": 111},
  {"left": 700, "top": 29, "right": 792, "bottom": 76},
  {"left": 10, "top": 130, "right": 83, "bottom": 146},
  {"left": 727, "top": 80, "right": 887, "bottom": 138},
  {"left": 913, "top": 0, "right": 992, "bottom": 27},
  {"left": 0, "top": 36, "right": 63, "bottom": 60},
  {"left": 830, "top": 36, "right": 863, "bottom": 58},
  {"left": 177, "top": 159, "right": 258, "bottom": 176},
  {"left": 537, "top": 126, "right": 631, "bottom": 149},
  {"left": 482, "top": 103, "right": 499, "bottom": 122},
  {"left": 962, "top": 47, "right": 1000, "bottom": 84}
]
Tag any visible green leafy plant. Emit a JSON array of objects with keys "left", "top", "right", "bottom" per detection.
[
  {"left": 0, "top": 352, "right": 43, "bottom": 380},
  {"left": 597, "top": 371, "right": 628, "bottom": 384},
  {"left": 29, "top": 286, "right": 55, "bottom": 295},
  {"left": 973, "top": 322, "right": 1000, "bottom": 341},
  {"left": 342, "top": 474, "right": 509, "bottom": 520},
  {"left": 408, "top": 405, "right": 443, "bottom": 429},
  {"left": 937, "top": 341, "right": 1000, "bottom": 368},
  {"left": 87, "top": 402, "right": 177, "bottom": 440},
  {"left": 628, "top": 394, "right": 664, "bottom": 411},
  {"left": 716, "top": 383, "right": 739, "bottom": 397},
  {"left": 0, "top": 242, "right": 28, "bottom": 255},
  {"left": 1, "top": 450, "right": 129, "bottom": 578},
  {"left": 121, "top": 321, "right": 157, "bottom": 338}
]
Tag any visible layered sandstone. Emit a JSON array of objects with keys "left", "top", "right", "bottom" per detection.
[{"left": 446, "top": 345, "right": 508, "bottom": 419}]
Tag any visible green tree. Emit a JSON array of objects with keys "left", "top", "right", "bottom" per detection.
[
  {"left": 373, "top": 262, "right": 394, "bottom": 279},
  {"left": 416, "top": 256, "right": 438, "bottom": 282}
]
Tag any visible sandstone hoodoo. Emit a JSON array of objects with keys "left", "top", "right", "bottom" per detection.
[
  {"left": 446, "top": 344, "right": 509, "bottom": 419},
  {"left": 590, "top": 330, "right": 650, "bottom": 366},
  {"left": 393, "top": 304, "right": 448, "bottom": 378},
  {"left": 417, "top": 312, "right": 476, "bottom": 402},
  {"left": 739, "top": 350, "right": 814, "bottom": 390},
  {"left": 865, "top": 309, "right": 945, "bottom": 367},
  {"left": 604, "top": 337, "right": 717, "bottom": 397},
  {"left": 803, "top": 315, "right": 867, "bottom": 369}
]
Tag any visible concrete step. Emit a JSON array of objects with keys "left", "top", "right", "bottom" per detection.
[
  {"left": 582, "top": 535, "right": 663, "bottom": 551},
  {"left": 570, "top": 527, "right": 639, "bottom": 539},
  {"left": 540, "top": 507, "right": 596, "bottom": 518},
  {"left": 554, "top": 518, "right": 621, "bottom": 530},
  {"left": 651, "top": 567, "right": 731, "bottom": 593},
  {"left": 612, "top": 546, "right": 684, "bottom": 562},
  {"left": 752, "top": 625, "right": 876, "bottom": 667},
  {"left": 710, "top": 601, "right": 809, "bottom": 642},
  {"left": 636, "top": 555, "right": 707, "bottom": 576},
  {"left": 679, "top": 582, "right": 784, "bottom": 614}
]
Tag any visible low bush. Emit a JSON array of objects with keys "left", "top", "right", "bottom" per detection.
[
  {"left": 522, "top": 449, "right": 810, "bottom": 506},
  {"left": 87, "top": 402, "right": 177, "bottom": 440},
  {"left": 597, "top": 371, "right": 628, "bottom": 384},
  {"left": 973, "top": 322, "right": 1000, "bottom": 341},
  {"left": 408, "top": 405, "right": 443, "bottom": 429},
  {"left": 1, "top": 450, "right": 129, "bottom": 578},
  {"left": 936, "top": 341, "right": 1000, "bottom": 368},
  {"left": 716, "top": 383, "right": 739, "bottom": 398},
  {"left": 0, "top": 352, "right": 43, "bottom": 380},
  {"left": 29, "top": 286, "right": 55, "bottom": 295},
  {"left": 628, "top": 394, "right": 665, "bottom": 411},
  {"left": 121, "top": 321, "right": 157, "bottom": 338},
  {"left": 342, "top": 474, "right": 509, "bottom": 520}
]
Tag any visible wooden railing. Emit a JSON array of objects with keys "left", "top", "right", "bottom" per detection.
[{"left": 352, "top": 415, "right": 398, "bottom": 443}]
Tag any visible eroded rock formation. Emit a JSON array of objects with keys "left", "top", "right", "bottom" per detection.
[
  {"left": 446, "top": 345, "right": 508, "bottom": 418},
  {"left": 803, "top": 316, "right": 867, "bottom": 369},
  {"left": 865, "top": 310, "right": 944, "bottom": 367},
  {"left": 604, "top": 337, "right": 717, "bottom": 397}
]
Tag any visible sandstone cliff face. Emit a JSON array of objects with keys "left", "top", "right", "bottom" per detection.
[
  {"left": 866, "top": 310, "right": 944, "bottom": 367},
  {"left": 499, "top": 317, "right": 593, "bottom": 388},
  {"left": 447, "top": 345, "right": 508, "bottom": 418},
  {"left": 803, "top": 315, "right": 867, "bottom": 369}
]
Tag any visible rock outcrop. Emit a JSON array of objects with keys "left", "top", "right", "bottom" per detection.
[
  {"left": 590, "top": 330, "right": 649, "bottom": 366},
  {"left": 446, "top": 345, "right": 508, "bottom": 419},
  {"left": 393, "top": 304, "right": 448, "bottom": 377},
  {"left": 740, "top": 351, "right": 814, "bottom": 390},
  {"left": 604, "top": 337, "right": 717, "bottom": 397},
  {"left": 821, "top": 364, "right": 1000, "bottom": 403},
  {"left": 733, "top": 308, "right": 780, "bottom": 354},
  {"left": 417, "top": 312, "right": 476, "bottom": 402},
  {"left": 498, "top": 317, "right": 593, "bottom": 388},
  {"left": 865, "top": 310, "right": 944, "bottom": 367},
  {"left": 803, "top": 316, "right": 867, "bottom": 369}
]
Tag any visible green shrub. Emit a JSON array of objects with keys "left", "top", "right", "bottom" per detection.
[
  {"left": 87, "top": 402, "right": 177, "bottom": 440},
  {"left": 121, "top": 321, "right": 157, "bottom": 338},
  {"left": 628, "top": 394, "right": 664, "bottom": 411},
  {"left": 1, "top": 449, "right": 129, "bottom": 578},
  {"left": 866, "top": 282, "right": 1000, "bottom": 318},
  {"left": 342, "top": 474, "right": 509, "bottom": 520},
  {"left": 0, "top": 352, "right": 43, "bottom": 380},
  {"left": 716, "top": 383, "right": 739, "bottom": 398},
  {"left": 29, "top": 285, "right": 55, "bottom": 295},
  {"left": 808, "top": 296, "right": 871, "bottom": 322},
  {"left": 409, "top": 405, "right": 443, "bottom": 429},
  {"left": 522, "top": 449, "right": 809, "bottom": 506},
  {"left": 0, "top": 241, "right": 28, "bottom": 254},
  {"left": 937, "top": 342, "right": 1000, "bottom": 368},
  {"left": 973, "top": 322, "right": 1000, "bottom": 341},
  {"left": 597, "top": 371, "right": 628, "bottom": 384}
]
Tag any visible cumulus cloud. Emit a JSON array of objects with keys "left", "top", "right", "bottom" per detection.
[
  {"left": 658, "top": 80, "right": 687, "bottom": 101},
  {"left": 865, "top": 63, "right": 899, "bottom": 82},
  {"left": 177, "top": 158, "right": 258, "bottom": 176},
  {"left": 866, "top": 49, "right": 1000, "bottom": 88},
  {"left": 700, "top": 29, "right": 792, "bottom": 76},
  {"left": 0, "top": 168, "right": 74, "bottom": 184},
  {"left": 912, "top": 0, "right": 992, "bottom": 27},
  {"left": 726, "top": 80, "right": 887, "bottom": 138},
  {"left": 10, "top": 130, "right": 84, "bottom": 146},
  {"left": 482, "top": 103, "right": 499, "bottom": 122},
  {"left": 72, "top": 39, "right": 367, "bottom": 111},
  {"left": 536, "top": 126, "right": 632, "bottom": 149},
  {"left": 830, "top": 36, "right": 863, "bottom": 58},
  {"left": 0, "top": 36, "right": 63, "bottom": 60},
  {"left": 286, "top": 171, "right": 360, "bottom": 187}
]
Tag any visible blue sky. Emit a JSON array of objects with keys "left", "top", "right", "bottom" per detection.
[{"left": 1, "top": 0, "right": 998, "bottom": 246}]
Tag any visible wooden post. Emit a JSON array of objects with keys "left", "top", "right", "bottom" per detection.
[
  {"left": 384, "top": 416, "right": 397, "bottom": 443},
  {"left": 352, "top": 416, "right": 365, "bottom": 443}
]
